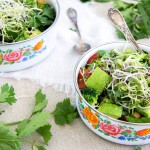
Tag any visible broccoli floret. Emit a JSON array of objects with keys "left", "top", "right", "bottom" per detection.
[{"left": 81, "top": 88, "right": 100, "bottom": 106}]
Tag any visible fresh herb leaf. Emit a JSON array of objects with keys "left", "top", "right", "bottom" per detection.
[
  {"left": 52, "top": 98, "right": 78, "bottom": 125},
  {"left": 138, "top": 2, "right": 150, "bottom": 36},
  {"left": 17, "top": 112, "right": 50, "bottom": 137},
  {"left": 0, "top": 84, "right": 16, "bottom": 105},
  {"left": 135, "top": 146, "right": 141, "bottom": 150},
  {"left": 29, "top": 4, "right": 55, "bottom": 31},
  {"left": 40, "top": 4, "right": 55, "bottom": 19},
  {"left": 37, "top": 124, "right": 52, "bottom": 145},
  {"left": 80, "top": 0, "right": 150, "bottom": 40},
  {"left": 0, "top": 122, "right": 21, "bottom": 150},
  {"left": 16, "top": 119, "right": 29, "bottom": 135},
  {"left": 32, "top": 89, "right": 48, "bottom": 115},
  {"left": 36, "top": 146, "right": 46, "bottom": 150}
]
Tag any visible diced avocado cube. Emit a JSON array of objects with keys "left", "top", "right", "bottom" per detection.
[
  {"left": 98, "top": 103, "right": 122, "bottom": 119},
  {"left": 137, "top": 108, "right": 150, "bottom": 117},
  {"left": 24, "top": 29, "right": 41, "bottom": 39},
  {"left": 85, "top": 67, "right": 112, "bottom": 93}
]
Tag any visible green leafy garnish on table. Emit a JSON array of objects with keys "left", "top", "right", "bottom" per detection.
[
  {"left": 32, "top": 89, "right": 48, "bottom": 114},
  {"left": 0, "top": 89, "right": 51, "bottom": 150},
  {"left": 0, "top": 122, "right": 21, "bottom": 150},
  {"left": 0, "top": 83, "right": 16, "bottom": 105},
  {"left": 0, "top": 85, "right": 78, "bottom": 150},
  {"left": 135, "top": 146, "right": 141, "bottom": 150},
  {"left": 52, "top": 98, "right": 78, "bottom": 125},
  {"left": 80, "top": 0, "right": 150, "bottom": 40},
  {"left": 16, "top": 112, "right": 50, "bottom": 138}
]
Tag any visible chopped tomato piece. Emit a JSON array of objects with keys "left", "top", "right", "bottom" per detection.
[
  {"left": 87, "top": 53, "right": 99, "bottom": 64},
  {"left": 78, "top": 69, "right": 91, "bottom": 89}
]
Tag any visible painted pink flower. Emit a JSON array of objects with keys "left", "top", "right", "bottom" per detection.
[
  {"left": 100, "top": 122, "right": 121, "bottom": 136},
  {"left": 4, "top": 50, "right": 22, "bottom": 62}
]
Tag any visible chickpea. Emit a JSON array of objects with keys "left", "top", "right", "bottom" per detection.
[{"left": 132, "top": 112, "right": 141, "bottom": 119}]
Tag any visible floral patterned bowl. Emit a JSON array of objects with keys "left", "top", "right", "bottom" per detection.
[
  {"left": 0, "top": 0, "right": 59, "bottom": 72},
  {"left": 74, "top": 42, "right": 150, "bottom": 145}
]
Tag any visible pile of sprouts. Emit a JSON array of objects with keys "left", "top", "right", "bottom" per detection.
[
  {"left": 91, "top": 49, "right": 150, "bottom": 113},
  {"left": 0, "top": 0, "right": 42, "bottom": 43}
]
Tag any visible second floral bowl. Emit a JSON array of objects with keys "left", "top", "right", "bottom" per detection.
[
  {"left": 74, "top": 42, "right": 150, "bottom": 145},
  {"left": 0, "top": 0, "right": 59, "bottom": 72}
]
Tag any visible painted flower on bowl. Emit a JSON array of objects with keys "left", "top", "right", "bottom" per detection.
[
  {"left": 136, "top": 128, "right": 150, "bottom": 136},
  {"left": 100, "top": 122, "right": 121, "bottom": 136},
  {"left": 83, "top": 107, "right": 99, "bottom": 125},
  {"left": 0, "top": 54, "right": 3, "bottom": 64},
  {"left": 4, "top": 50, "right": 22, "bottom": 62},
  {"left": 34, "top": 40, "right": 43, "bottom": 51}
]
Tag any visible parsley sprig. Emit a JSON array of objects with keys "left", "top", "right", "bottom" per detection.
[{"left": 0, "top": 85, "right": 78, "bottom": 150}]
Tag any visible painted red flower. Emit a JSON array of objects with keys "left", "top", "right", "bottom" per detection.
[
  {"left": 25, "top": 48, "right": 30, "bottom": 52},
  {"left": 100, "top": 122, "right": 121, "bottom": 136},
  {"left": 124, "top": 129, "right": 132, "bottom": 133},
  {"left": 4, "top": 50, "right": 22, "bottom": 62}
]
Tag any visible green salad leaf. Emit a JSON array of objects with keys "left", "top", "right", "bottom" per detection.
[
  {"left": 126, "top": 116, "right": 150, "bottom": 123},
  {"left": 0, "top": 1, "right": 55, "bottom": 43},
  {"left": 29, "top": 4, "right": 55, "bottom": 31}
]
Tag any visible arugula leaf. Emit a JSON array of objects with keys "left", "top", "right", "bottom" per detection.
[
  {"left": 97, "top": 50, "right": 107, "bottom": 57},
  {"left": 0, "top": 84, "right": 16, "bottom": 105},
  {"left": 29, "top": 4, "right": 55, "bottom": 31},
  {"left": 52, "top": 98, "right": 78, "bottom": 125},
  {"left": 36, "top": 146, "right": 46, "bottom": 150},
  {"left": 0, "top": 122, "right": 21, "bottom": 150},
  {"left": 37, "top": 124, "right": 52, "bottom": 145},
  {"left": 17, "top": 112, "right": 50, "bottom": 137},
  {"left": 40, "top": 4, "right": 55, "bottom": 19},
  {"left": 32, "top": 89, "right": 48, "bottom": 115}
]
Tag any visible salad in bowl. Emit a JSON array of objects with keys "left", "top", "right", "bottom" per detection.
[
  {"left": 0, "top": 0, "right": 59, "bottom": 72},
  {"left": 74, "top": 42, "right": 150, "bottom": 145},
  {"left": 0, "top": 0, "right": 55, "bottom": 43}
]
